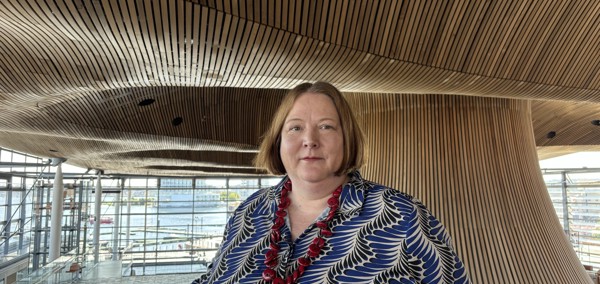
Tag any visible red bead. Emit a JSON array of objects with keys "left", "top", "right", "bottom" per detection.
[
  {"left": 327, "top": 210, "right": 335, "bottom": 220},
  {"left": 298, "top": 257, "right": 311, "bottom": 267},
  {"left": 272, "top": 217, "right": 284, "bottom": 230},
  {"left": 263, "top": 268, "right": 276, "bottom": 281},
  {"left": 332, "top": 190, "right": 341, "bottom": 198},
  {"left": 307, "top": 250, "right": 319, "bottom": 258},
  {"left": 265, "top": 255, "right": 278, "bottom": 267},
  {"left": 279, "top": 198, "right": 290, "bottom": 208},
  {"left": 265, "top": 250, "right": 278, "bottom": 261},
  {"left": 270, "top": 230, "right": 281, "bottom": 242},
  {"left": 329, "top": 204, "right": 339, "bottom": 214},
  {"left": 267, "top": 259, "right": 278, "bottom": 268},
  {"left": 263, "top": 180, "right": 343, "bottom": 283},
  {"left": 327, "top": 197, "right": 339, "bottom": 207},
  {"left": 315, "top": 221, "right": 328, "bottom": 229},
  {"left": 307, "top": 244, "right": 321, "bottom": 258},
  {"left": 312, "top": 237, "right": 325, "bottom": 247},
  {"left": 265, "top": 258, "right": 278, "bottom": 268}
]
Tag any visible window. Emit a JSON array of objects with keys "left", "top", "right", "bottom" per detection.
[{"left": 544, "top": 170, "right": 600, "bottom": 269}]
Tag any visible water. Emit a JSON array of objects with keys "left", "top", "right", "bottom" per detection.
[{"left": 90, "top": 204, "right": 229, "bottom": 254}]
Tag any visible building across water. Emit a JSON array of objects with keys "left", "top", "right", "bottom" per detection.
[{"left": 158, "top": 192, "right": 223, "bottom": 209}]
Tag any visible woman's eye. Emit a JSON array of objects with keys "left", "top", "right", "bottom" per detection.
[
  {"left": 289, "top": 126, "right": 301, "bottom": 131},
  {"left": 320, "top": 124, "right": 335, "bottom": 130}
]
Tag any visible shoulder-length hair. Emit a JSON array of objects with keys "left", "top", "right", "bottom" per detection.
[{"left": 254, "top": 81, "right": 365, "bottom": 176}]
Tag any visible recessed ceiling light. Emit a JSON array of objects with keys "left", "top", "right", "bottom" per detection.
[
  {"left": 592, "top": 120, "right": 600, "bottom": 126},
  {"left": 49, "top": 149, "right": 59, "bottom": 152},
  {"left": 546, "top": 131, "right": 556, "bottom": 139},
  {"left": 172, "top": 117, "right": 183, "bottom": 126},
  {"left": 138, "top": 98, "right": 155, "bottom": 106}
]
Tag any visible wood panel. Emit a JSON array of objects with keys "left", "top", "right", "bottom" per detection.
[
  {"left": 532, "top": 100, "right": 600, "bottom": 147},
  {"left": 3, "top": 1, "right": 600, "bottom": 102},
  {"left": 346, "top": 93, "right": 592, "bottom": 283},
  {"left": 39, "top": 86, "right": 285, "bottom": 145}
]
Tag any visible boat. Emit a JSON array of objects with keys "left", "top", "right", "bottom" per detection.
[{"left": 89, "top": 216, "right": 114, "bottom": 224}]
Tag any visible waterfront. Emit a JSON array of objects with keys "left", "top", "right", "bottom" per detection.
[{"left": 88, "top": 203, "right": 229, "bottom": 275}]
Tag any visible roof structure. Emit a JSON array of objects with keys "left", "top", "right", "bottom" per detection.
[{"left": 0, "top": 1, "right": 598, "bottom": 175}]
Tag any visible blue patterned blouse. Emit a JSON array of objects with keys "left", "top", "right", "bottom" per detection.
[{"left": 193, "top": 171, "right": 470, "bottom": 283}]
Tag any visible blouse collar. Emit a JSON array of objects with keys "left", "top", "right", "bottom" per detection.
[{"left": 268, "top": 171, "right": 367, "bottom": 216}]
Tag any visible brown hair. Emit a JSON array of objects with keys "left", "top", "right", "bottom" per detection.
[{"left": 254, "top": 81, "right": 365, "bottom": 175}]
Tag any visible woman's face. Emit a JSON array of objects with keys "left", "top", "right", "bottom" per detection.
[{"left": 280, "top": 92, "right": 344, "bottom": 185}]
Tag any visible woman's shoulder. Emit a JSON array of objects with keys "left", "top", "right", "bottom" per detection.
[
  {"left": 243, "top": 186, "right": 271, "bottom": 202},
  {"left": 360, "top": 179, "right": 441, "bottom": 224},
  {"left": 233, "top": 186, "right": 273, "bottom": 212},
  {"left": 362, "top": 179, "right": 418, "bottom": 205},
  {"left": 350, "top": 171, "right": 413, "bottom": 198},
  {"left": 229, "top": 180, "right": 289, "bottom": 217}
]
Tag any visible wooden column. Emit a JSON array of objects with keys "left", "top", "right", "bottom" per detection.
[{"left": 347, "top": 93, "right": 591, "bottom": 284}]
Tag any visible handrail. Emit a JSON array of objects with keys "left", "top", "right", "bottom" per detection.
[{"left": 16, "top": 249, "right": 78, "bottom": 284}]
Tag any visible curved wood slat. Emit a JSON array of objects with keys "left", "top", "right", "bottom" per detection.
[
  {"left": 347, "top": 93, "right": 592, "bottom": 283},
  {"left": 532, "top": 100, "right": 600, "bottom": 147},
  {"left": 3, "top": 1, "right": 600, "bottom": 101}
]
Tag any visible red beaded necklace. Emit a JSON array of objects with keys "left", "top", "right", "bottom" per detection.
[{"left": 262, "top": 180, "right": 342, "bottom": 284}]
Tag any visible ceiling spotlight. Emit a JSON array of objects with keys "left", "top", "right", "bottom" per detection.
[
  {"left": 49, "top": 149, "right": 59, "bottom": 152},
  {"left": 172, "top": 117, "right": 183, "bottom": 126},
  {"left": 138, "top": 98, "right": 155, "bottom": 106},
  {"left": 592, "top": 120, "right": 600, "bottom": 126},
  {"left": 546, "top": 131, "right": 556, "bottom": 139}
]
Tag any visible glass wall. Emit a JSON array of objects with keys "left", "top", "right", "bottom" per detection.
[
  {"left": 3, "top": 146, "right": 599, "bottom": 276},
  {"left": 87, "top": 176, "right": 281, "bottom": 276},
  {"left": 1, "top": 147, "right": 283, "bottom": 277},
  {"left": 0, "top": 148, "right": 44, "bottom": 266},
  {"left": 543, "top": 170, "right": 600, "bottom": 269}
]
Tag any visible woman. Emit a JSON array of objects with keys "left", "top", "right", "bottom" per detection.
[{"left": 193, "top": 82, "right": 470, "bottom": 283}]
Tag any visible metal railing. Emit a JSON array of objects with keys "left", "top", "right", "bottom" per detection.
[{"left": 16, "top": 249, "right": 78, "bottom": 284}]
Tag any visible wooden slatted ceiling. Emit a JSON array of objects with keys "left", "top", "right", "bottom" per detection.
[
  {"left": 532, "top": 100, "right": 600, "bottom": 147},
  {"left": 1, "top": 76, "right": 600, "bottom": 173},
  {"left": 3, "top": 86, "right": 599, "bottom": 176},
  {"left": 39, "top": 86, "right": 285, "bottom": 145},
  {"left": 0, "top": 129, "right": 262, "bottom": 176},
  {"left": 3, "top": 1, "right": 600, "bottom": 101},
  {"left": 0, "top": 3, "right": 599, "bottom": 182},
  {"left": 202, "top": 0, "right": 600, "bottom": 90}
]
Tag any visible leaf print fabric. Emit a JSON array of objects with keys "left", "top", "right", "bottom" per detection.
[{"left": 192, "top": 171, "right": 470, "bottom": 284}]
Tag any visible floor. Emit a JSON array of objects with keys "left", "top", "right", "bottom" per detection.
[
  {"left": 73, "top": 260, "right": 199, "bottom": 283},
  {"left": 79, "top": 273, "right": 199, "bottom": 283}
]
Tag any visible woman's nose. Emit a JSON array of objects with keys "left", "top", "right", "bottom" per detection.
[
  {"left": 303, "top": 130, "right": 318, "bottom": 148},
  {"left": 303, "top": 140, "right": 318, "bottom": 148}
]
